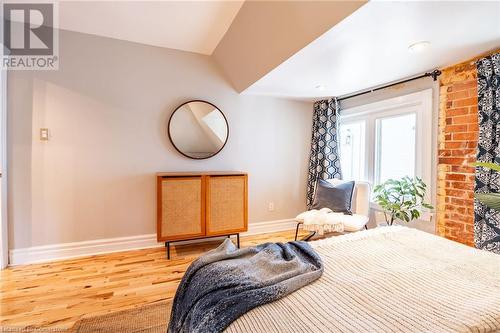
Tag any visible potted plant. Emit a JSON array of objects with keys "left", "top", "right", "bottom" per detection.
[
  {"left": 473, "top": 162, "right": 500, "bottom": 211},
  {"left": 373, "top": 176, "right": 433, "bottom": 226}
]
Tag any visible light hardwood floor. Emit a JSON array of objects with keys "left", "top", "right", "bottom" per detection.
[{"left": 0, "top": 229, "right": 308, "bottom": 331}]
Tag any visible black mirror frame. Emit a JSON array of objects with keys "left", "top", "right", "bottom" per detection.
[{"left": 167, "top": 100, "right": 229, "bottom": 160}]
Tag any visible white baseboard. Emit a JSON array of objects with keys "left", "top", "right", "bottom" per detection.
[
  {"left": 244, "top": 218, "right": 296, "bottom": 236},
  {"left": 8, "top": 218, "right": 297, "bottom": 266},
  {"left": 9, "top": 234, "right": 162, "bottom": 266}
]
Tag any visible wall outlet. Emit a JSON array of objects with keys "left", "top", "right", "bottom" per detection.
[
  {"left": 40, "top": 128, "right": 50, "bottom": 141},
  {"left": 268, "top": 202, "right": 275, "bottom": 212}
]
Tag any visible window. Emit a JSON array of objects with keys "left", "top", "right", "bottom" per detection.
[
  {"left": 339, "top": 121, "right": 365, "bottom": 181},
  {"left": 338, "top": 90, "right": 433, "bottom": 199},
  {"left": 375, "top": 113, "right": 416, "bottom": 184}
]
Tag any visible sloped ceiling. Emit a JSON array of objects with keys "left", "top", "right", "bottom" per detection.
[
  {"left": 58, "top": 1, "right": 244, "bottom": 55},
  {"left": 212, "top": 1, "right": 366, "bottom": 92}
]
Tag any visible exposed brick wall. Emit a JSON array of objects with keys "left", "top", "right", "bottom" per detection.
[{"left": 437, "top": 61, "right": 478, "bottom": 246}]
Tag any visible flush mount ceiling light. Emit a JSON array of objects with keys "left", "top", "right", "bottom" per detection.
[
  {"left": 408, "top": 41, "right": 431, "bottom": 53},
  {"left": 315, "top": 84, "right": 327, "bottom": 91}
]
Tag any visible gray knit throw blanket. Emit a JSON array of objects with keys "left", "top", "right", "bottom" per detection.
[{"left": 167, "top": 239, "right": 324, "bottom": 333}]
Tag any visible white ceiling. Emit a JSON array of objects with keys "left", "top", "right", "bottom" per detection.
[
  {"left": 245, "top": 1, "right": 500, "bottom": 100},
  {"left": 58, "top": 1, "right": 244, "bottom": 55}
]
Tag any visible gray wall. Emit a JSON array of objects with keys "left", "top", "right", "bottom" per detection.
[{"left": 8, "top": 30, "right": 312, "bottom": 249}]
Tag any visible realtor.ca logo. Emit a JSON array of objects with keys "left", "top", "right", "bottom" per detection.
[{"left": 1, "top": 1, "right": 59, "bottom": 70}]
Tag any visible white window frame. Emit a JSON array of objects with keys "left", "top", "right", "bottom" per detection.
[{"left": 339, "top": 89, "right": 433, "bottom": 205}]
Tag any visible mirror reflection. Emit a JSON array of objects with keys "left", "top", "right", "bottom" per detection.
[{"left": 168, "top": 101, "right": 229, "bottom": 159}]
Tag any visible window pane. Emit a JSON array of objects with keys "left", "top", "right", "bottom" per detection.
[
  {"left": 376, "top": 113, "right": 416, "bottom": 184},
  {"left": 339, "top": 121, "right": 365, "bottom": 181}
]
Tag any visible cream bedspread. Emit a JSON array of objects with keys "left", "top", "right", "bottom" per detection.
[{"left": 225, "top": 226, "right": 500, "bottom": 333}]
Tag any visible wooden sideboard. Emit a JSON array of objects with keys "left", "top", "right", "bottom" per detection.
[{"left": 157, "top": 171, "right": 248, "bottom": 258}]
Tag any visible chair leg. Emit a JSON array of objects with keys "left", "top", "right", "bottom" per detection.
[
  {"left": 303, "top": 231, "right": 316, "bottom": 242},
  {"left": 295, "top": 222, "right": 301, "bottom": 241}
]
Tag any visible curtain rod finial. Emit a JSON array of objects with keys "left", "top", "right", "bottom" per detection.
[{"left": 429, "top": 69, "right": 442, "bottom": 81}]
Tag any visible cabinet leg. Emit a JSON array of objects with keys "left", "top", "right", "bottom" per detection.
[
  {"left": 165, "top": 242, "right": 170, "bottom": 260},
  {"left": 237, "top": 234, "right": 240, "bottom": 248}
]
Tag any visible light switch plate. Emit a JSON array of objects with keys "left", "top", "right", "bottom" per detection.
[{"left": 40, "top": 128, "right": 49, "bottom": 141}]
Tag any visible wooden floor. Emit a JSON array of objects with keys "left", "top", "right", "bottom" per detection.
[{"left": 0, "top": 229, "right": 308, "bottom": 331}]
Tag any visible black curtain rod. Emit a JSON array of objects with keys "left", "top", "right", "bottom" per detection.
[{"left": 337, "top": 69, "right": 442, "bottom": 102}]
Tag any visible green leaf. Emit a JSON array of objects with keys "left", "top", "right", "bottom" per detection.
[
  {"left": 475, "top": 193, "right": 500, "bottom": 211},
  {"left": 473, "top": 162, "right": 500, "bottom": 172},
  {"left": 374, "top": 176, "right": 432, "bottom": 223}
]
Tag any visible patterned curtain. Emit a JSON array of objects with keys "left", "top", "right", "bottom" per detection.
[
  {"left": 306, "top": 98, "right": 342, "bottom": 208},
  {"left": 474, "top": 53, "right": 500, "bottom": 253}
]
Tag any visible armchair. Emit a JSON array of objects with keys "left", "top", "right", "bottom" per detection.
[{"left": 295, "top": 179, "right": 372, "bottom": 241}]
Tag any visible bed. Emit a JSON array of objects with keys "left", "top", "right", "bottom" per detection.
[{"left": 224, "top": 226, "right": 500, "bottom": 333}]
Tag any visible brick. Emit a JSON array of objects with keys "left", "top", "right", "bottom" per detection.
[
  {"left": 452, "top": 81, "right": 477, "bottom": 91},
  {"left": 450, "top": 213, "right": 472, "bottom": 223},
  {"left": 450, "top": 149, "right": 476, "bottom": 157},
  {"left": 450, "top": 165, "right": 475, "bottom": 174},
  {"left": 452, "top": 114, "right": 478, "bottom": 125},
  {"left": 445, "top": 204, "right": 466, "bottom": 214},
  {"left": 465, "top": 174, "right": 476, "bottom": 182},
  {"left": 445, "top": 221, "right": 464, "bottom": 229},
  {"left": 449, "top": 197, "right": 474, "bottom": 206},
  {"left": 454, "top": 97, "right": 478, "bottom": 107},
  {"left": 444, "top": 141, "right": 467, "bottom": 149},
  {"left": 466, "top": 141, "right": 478, "bottom": 149},
  {"left": 452, "top": 132, "right": 477, "bottom": 141},
  {"left": 447, "top": 90, "right": 469, "bottom": 100},
  {"left": 446, "top": 107, "right": 469, "bottom": 117},
  {"left": 446, "top": 174, "right": 466, "bottom": 181},
  {"left": 444, "top": 124, "right": 467, "bottom": 133},
  {"left": 438, "top": 150, "right": 451, "bottom": 157},
  {"left": 468, "top": 123, "right": 479, "bottom": 132},
  {"left": 445, "top": 189, "right": 469, "bottom": 198},
  {"left": 439, "top": 157, "right": 468, "bottom": 166},
  {"left": 446, "top": 181, "right": 474, "bottom": 190}
]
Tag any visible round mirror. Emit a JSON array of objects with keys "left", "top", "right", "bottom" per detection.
[{"left": 168, "top": 100, "right": 229, "bottom": 159}]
